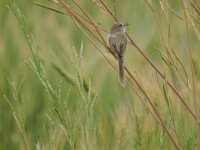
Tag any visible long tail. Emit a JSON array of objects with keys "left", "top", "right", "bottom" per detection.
[{"left": 118, "top": 54, "right": 125, "bottom": 87}]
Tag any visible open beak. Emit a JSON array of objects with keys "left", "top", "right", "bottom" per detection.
[{"left": 123, "top": 22, "right": 129, "bottom": 26}]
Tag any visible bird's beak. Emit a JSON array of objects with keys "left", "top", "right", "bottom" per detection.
[{"left": 123, "top": 22, "right": 129, "bottom": 26}]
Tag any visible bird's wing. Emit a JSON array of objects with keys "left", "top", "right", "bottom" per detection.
[
  {"left": 108, "top": 34, "right": 117, "bottom": 53},
  {"left": 109, "top": 33, "right": 127, "bottom": 55},
  {"left": 118, "top": 34, "right": 127, "bottom": 56}
]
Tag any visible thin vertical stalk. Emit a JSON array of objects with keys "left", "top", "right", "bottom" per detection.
[{"left": 180, "top": 0, "right": 199, "bottom": 147}]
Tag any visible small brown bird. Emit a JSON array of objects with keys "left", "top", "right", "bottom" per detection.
[{"left": 108, "top": 22, "right": 128, "bottom": 87}]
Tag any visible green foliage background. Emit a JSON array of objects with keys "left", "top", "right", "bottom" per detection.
[{"left": 0, "top": 0, "right": 200, "bottom": 149}]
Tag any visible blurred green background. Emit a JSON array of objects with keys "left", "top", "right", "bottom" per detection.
[{"left": 0, "top": 0, "right": 200, "bottom": 149}]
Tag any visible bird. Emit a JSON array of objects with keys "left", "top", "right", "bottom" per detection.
[{"left": 108, "top": 22, "right": 128, "bottom": 87}]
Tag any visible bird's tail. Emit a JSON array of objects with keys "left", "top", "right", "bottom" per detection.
[{"left": 118, "top": 54, "right": 125, "bottom": 87}]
